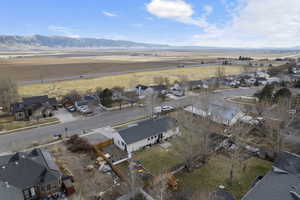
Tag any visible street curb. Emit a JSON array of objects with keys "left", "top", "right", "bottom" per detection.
[{"left": 0, "top": 120, "right": 60, "bottom": 136}]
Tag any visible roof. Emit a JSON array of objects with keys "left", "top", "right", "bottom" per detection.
[
  {"left": 0, "top": 148, "right": 61, "bottom": 191},
  {"left": 136, "top": 85, "right": 149, "bottom": 90},
  {"left": 150, "top": 85, "right": 167, "bottom": 91},
  {"left": 185, "top": 104, "right": 242, "bottom": 122},
  {"left": 23, "top": 95, "right": 49, "bottom": 106},
  {"left": 118, "top": 117, "right": 175, "bottom": 145},
  {"left": 242, "top": 152, "right": 300, "bottom": 200},
  {"left": 0, "top": 182, "right": 24, "bottom": 200},
  {"left": 215, "top": 190, "right": 236, "bottom": 200}
]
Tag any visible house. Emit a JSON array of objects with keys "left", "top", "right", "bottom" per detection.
[
  {"left": 255, "top": 71, "right": 270, "bottom": 79},
  {"left": 0, "top": 148, "right": 63, "bottom": 200},
  {"left": 256, "top": 77, "right": 268, "bottom": 85},
  {"left": 10, "top": 95, "right": 58, "bottom": 121},
  {"left": 188, "top": 80, "right": 209, "bottom": 90},
  {"left": 242, "top": 151, "right": 300, "bottom": 200},
  {"left": 184, "top": 104, "right": 244, "bottom": 126},
  {"left": 112, "top": 117, "right": 179, "bottom": 152},
  {"left": 170, "top": 83, "right": 185, "bottom": 97},
  {"left": 135, "top": 85, "right": 149, "bottom": 97},
  {"left": 292, "top": 67, "right": 300, "bottom": 74}
]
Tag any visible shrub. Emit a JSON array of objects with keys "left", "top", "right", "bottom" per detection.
[{"left": 67, "top": 134, "right": 93, "bottom": 153}]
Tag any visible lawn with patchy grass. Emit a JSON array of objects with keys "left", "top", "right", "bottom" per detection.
[
  {"left": 133, "top": 145, "right": 182, "bottom": 175},
  {"left": 19, "top": 65, "right": 243, "bottom": 97},
  {"left": 177, "top": 154, "right": 272, "bottom": 200},
  {"left": 0, "top": 118, "right": 59, "bottom": 132}
]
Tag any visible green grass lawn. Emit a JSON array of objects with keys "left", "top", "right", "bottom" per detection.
[
  {"left": 0, "top": 118, "right": 59, "bottom": 131},
  {"left": 133, "top": 145, "right": 182, "bottom": 175},
  {"left": 176, "top": 154, "right": 272, "bottom": 200}
]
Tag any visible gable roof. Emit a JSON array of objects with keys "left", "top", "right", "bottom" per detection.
[
  {"left": 185, "top": 104, "right": 242, "bottom": 122},
  {"left": 0, "top": 182, "right": 24, "bottom": 200},
  {"left": 242, "top": 152, "right": 300, "bottom": 200},
  {"left": 23, "top": 95, "right": 49, "bottom": 106},
  {"left": 0, "top": 148, "right": 61, "bottom": 191},
  {"left": 118, "top": 117, "right": 175, "bottom": 145}
]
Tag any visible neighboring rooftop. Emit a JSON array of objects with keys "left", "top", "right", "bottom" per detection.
[
  {"left": 118, "top": 117, "right": 175, "bottom": 145},
  {"left": 0, "top": 148, "right": 61, "bottom": 194},
  {"left": 242, "top": 151, "right": 300, "bottom": 200}
]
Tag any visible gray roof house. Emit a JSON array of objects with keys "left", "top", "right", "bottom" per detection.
[
  {"left": 112, "top": 117, "right": 179, "bottom": 152},
  {"left": 184, "top": 104, "right": 244, "bottom": 126},
  {"left": 0, "top": 148, "right": 62, "bottom": 200},
  {"left": 242, "top": 151, "right": 300, "bottom": 200}
]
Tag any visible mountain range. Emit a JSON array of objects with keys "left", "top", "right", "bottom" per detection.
[{"left": 0, "top": 35, "right": 169, "bottom": 50}]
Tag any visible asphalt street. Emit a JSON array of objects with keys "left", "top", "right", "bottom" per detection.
[{"left": 0, "top": 88, "right": 261, "bottom": 153}]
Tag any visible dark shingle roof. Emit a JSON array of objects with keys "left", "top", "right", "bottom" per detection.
[
  {"left": 0, "top": 182, "right": 24, "bottom": 200},
  {"left": 23, "top": 95, "right": 49, "bottom": 106},
  {"left": 242, "top": 152, "right": 300, "bottom": 200},
  {"left": 119, "top": 117, "right": 175, "bottom": 144},
  {"left": 0, "top": 148, "right": 61, "bottom": 191}
]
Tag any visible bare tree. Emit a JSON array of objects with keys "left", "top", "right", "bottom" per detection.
[
  {"left": 261, "top": 100, "right": 296, "bottom": 152},
  {"left": 215, "top": 66, "right": 226, "bottom": 80},
  {"left": 0, "top": 76, "right": 19, "bottom": 112},
  {"left": 144, "top": 89, "right": 158, "bottom": 118},
  {"left": 171, "top": 109, "right": 212, "bottom": 171}
]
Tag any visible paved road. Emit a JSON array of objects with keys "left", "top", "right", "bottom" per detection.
[
  {"left": 0, "top": 88, "right": 260, "bottom": 153},
  {"left": 0, "top": 108, "right": 146, "bottom": 153},
  {"left": 19, "top": 62, "right": 222, "bottom": 85}
]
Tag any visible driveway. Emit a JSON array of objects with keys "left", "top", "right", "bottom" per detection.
[{"left": 55, "top": 109, "right": 76, "bottom": 123}]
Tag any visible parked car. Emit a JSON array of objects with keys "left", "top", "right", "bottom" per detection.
[
  {"left": 75, "top": 100, "right": 92, "bottom": 114},
  {"left": 161, "top": 105, "right": 175, "bottom": 112}
]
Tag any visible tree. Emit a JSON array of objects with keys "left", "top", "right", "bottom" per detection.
[
  {"left": 0, "top": 77, "right": 19, "bottom": 112},
  {"left": 255, "top": 84, "right": 274, "bottom": 102},
  {"left": 112, "top": 86, "right": 125, "bottom": 110},
  {"left": 171, "top": 108, "right": 212, "bottom": 171},
  {"left": 260, "top": 101, "right": 296, "bottom": 152},
  {"left": 63, "top": 90, "right": 81, "bottom": 103},
  {"left": 215, "top": 66, "right": 226, "bottom": 80},
  {"left": 273, "top": 88, "right": 292, "bottom": 103},
  {"left": 100, "top": 88, "right": 113, "bottom": 107},
  {"left": 144, "top": 89, "right": 158, "bottom": 117},
  {"left": 295, "top": 80, "right": 300, "bottom": 88}
]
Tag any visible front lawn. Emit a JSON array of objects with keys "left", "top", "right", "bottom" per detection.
[{"left": 0, "top": 118, "right": 59, "bottom": 132}]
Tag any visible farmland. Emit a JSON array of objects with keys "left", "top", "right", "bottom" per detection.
[{"left": 18, "top": 65, "right": 243, "bottom": 97}]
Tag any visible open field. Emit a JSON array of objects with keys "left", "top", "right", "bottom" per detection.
[
  {"left": 18, "top": 65, "right": 243, "bottom": 97},
  {"left": 0, "top": 49, "right": 295, "bottom": 82},
  {"left": 177, "top": 154, "right": 272, "bottom": 199}
]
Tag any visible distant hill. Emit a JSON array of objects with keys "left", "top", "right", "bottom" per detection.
[{"left": 0, "top": 35, "right": 169, "bottom": 50}]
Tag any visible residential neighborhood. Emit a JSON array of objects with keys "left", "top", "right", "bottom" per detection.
[
  {"left": 1, "top": 1, "right": 300, "bottom": 199},
  {"left": 1, "top": 57, "right": 300, "bottom": 200}
]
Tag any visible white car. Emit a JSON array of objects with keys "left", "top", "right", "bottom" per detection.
[{"left": 161, "top": 105, "right": 175, "bottom": 112}]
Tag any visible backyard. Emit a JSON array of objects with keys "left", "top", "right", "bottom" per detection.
[
  {"left": 176, "top": 154, "right": 272, "bottom": 200},
  {"left": 133, "top": 145, "right": 182, "bottom": 175}
]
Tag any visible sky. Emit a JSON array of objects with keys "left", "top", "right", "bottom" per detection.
[{"left": 1, "top": 0, "right": 300, "bottom": 48}]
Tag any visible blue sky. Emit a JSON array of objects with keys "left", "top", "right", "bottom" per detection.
[{"left": 1, "top": 0, "right": 300, "bottom": 47}]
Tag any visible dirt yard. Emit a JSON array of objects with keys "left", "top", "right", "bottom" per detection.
[{"left": 47, "top": 143, "right": 117, "bottom": 200}]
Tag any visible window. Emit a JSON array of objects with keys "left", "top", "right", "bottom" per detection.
[
  {"left": 23, "top": 189, "right": 30, "bottom": 199},
  {"left": 47, "top": 184, "right": 51, "bottom": 191}
]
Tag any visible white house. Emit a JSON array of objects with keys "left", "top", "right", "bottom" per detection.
[
  {"left": 112, "top": 117, "right": 179, "bottom": 152},
  {"left": 184, "top": 104, "right": 245, "bottom": 126},
  {"left": 256, "top": 71, "right": 270, "bottom": 79}
]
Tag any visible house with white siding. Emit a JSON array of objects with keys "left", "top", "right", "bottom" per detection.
[
  {"left": 184, "top": 104, "right": 245, "bottom": 126},
  {"left": 112, "top": 117, "right": 179, "bottom": 153}
]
